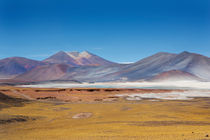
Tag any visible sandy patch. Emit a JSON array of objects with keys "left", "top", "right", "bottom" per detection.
[{"left": 72, "top": 112, "right": 93, "bottom": 119}]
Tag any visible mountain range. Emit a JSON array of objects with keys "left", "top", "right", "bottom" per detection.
[{"left": 0, "top": 51, "right": 210, "bottom": 83}]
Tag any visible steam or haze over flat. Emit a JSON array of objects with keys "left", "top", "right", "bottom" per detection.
[
  {"left": 20, "top": 81, "right": 210, "bottom": 89},
  {"left": 0, "top": 0, "right": 209, "bottom": 62},
  {"left": 116, "top": 91, "right": 210, "bottom": 100}
]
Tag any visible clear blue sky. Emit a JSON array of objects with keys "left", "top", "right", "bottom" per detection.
[{"left": 0, "top": 0, "right": 209, "bottom": 63}]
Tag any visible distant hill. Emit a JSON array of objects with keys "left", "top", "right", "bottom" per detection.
[
  {"left": 101, "top": 51, "right": 210, "bottom": 82},
  {"left": 0, "top": 57, "right": 45, "bottom": 79},
  {"left": 112, "top": 52, "right": 178, "bottom": 81}
]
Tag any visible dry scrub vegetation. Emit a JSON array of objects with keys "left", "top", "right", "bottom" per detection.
[{"left": 0, "top": 87, "right": 210, "bottom": 140}]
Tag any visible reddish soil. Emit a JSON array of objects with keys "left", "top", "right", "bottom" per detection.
[{"left": 0, "top": 86, "right": 185, "bottom": 103}]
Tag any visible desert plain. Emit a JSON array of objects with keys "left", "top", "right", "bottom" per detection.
[{"left": 0, "top": 86, "right": 210, "bottom": 140}]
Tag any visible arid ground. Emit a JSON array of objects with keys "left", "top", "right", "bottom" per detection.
[{"left": 0, "top": 86, "right": 210, "bottom": 140}]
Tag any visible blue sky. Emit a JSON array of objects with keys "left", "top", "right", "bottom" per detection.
[{"left": 0, "top": 0, "right": 209, "bottom": 63}]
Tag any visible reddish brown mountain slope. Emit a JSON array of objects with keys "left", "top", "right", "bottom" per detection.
[
  {"left": 15, "top": 64, "right": 70, "bottom": 82},
  {"left": 149, "top": 70, "right": 203, "bottom": 82}
]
